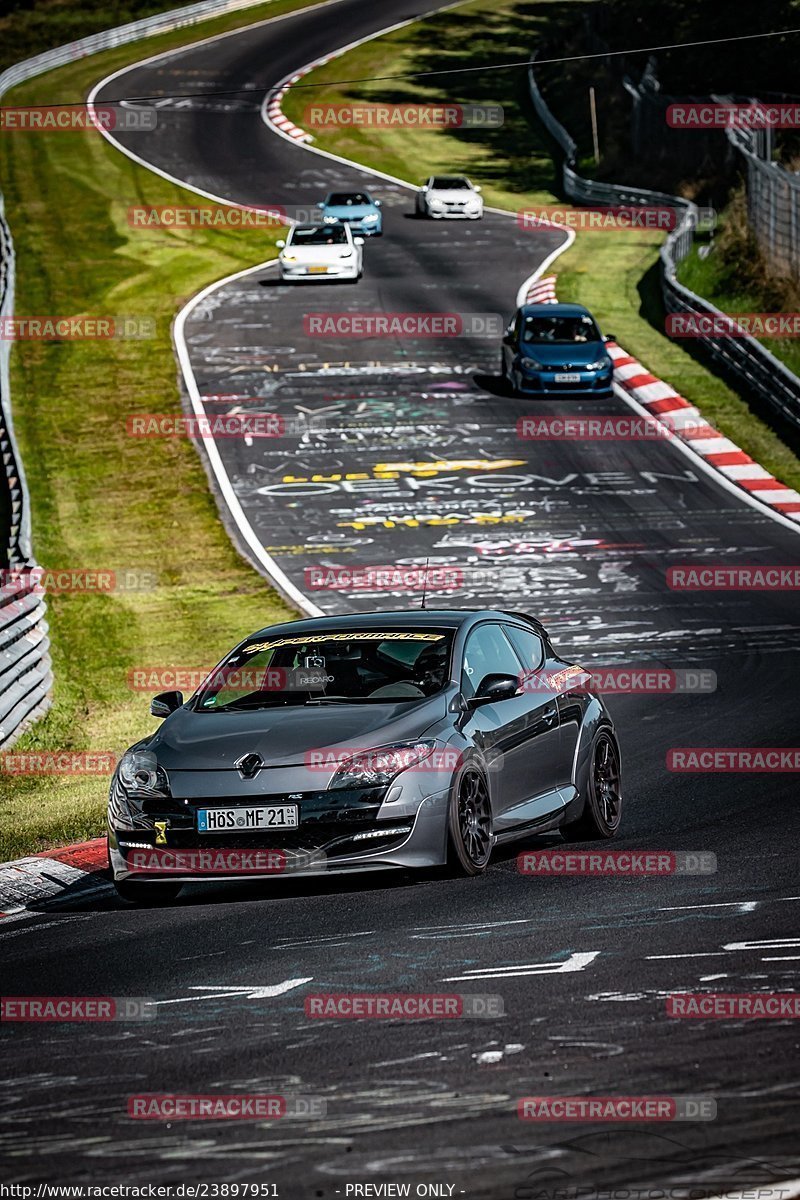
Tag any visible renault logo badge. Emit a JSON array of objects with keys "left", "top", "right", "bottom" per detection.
[
  {"left": 235, "top": 752, "right": 264, "bottom": 780},
  {"left": 154, "top": 820, "right": 168, "bottom": 846}
]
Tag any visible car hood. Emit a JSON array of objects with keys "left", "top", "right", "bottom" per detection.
[
  {"left": 325, "top": 205, "right": 376, "bottom": 218},
  {"left": 519, "top": 340, "right": 608, "bottom": 367},
  {"left": 429, "top": 189, "right": 477, "bottom": 200},
  {"left": 146, "top": 694, "right": 448, "bottom": 771}
]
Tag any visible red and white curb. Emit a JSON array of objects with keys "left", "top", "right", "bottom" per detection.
[
  {"left": 0, "top": 837, "right": 107, "bottom": 917},
  {"left": 265, "top": 57, "right": 331, "bottom": 142},
  {"left": 607, "top": 342, "right": 800, "bottom": 523},
  {"left": 525, "top": 274, "right": 558, "bottom": 304}
]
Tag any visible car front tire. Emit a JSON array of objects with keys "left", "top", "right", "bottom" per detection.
[
  {"left": 448, "top": 768, "right": 493, "bottom": 875},
  {"left": 562, "top": 731, "right": 622, "bottom": 841}
]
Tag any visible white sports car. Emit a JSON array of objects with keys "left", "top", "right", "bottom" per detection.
[
  {"left": 415, "top": 176, "right": 483, "bottom": 219},
  {"left": 277, "top": 223, "right": 364, "bottom": 281}
]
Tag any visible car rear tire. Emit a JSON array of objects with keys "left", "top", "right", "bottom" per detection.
[
  {"left": 562, "top": 731, "right": 622, "bottom": 841},
  {"left": 448, "top": 768, "right": 493, "bottom": 875},
  {"left": 114, "top": 879, "right": 183, "bottom": 905}
]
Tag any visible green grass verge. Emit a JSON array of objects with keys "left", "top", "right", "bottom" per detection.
[
  {"left": 283, "top": 0, "right": 800, "bottom": 490},
  {"left": 0, "top": 0, "right": 325, "bottom": 860},
  {"left": 677, "top": 188, "right": 800, "bottom": 379}
]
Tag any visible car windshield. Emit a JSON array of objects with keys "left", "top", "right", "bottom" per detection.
[
  {"left": 289, "top": 225, "right": 348, "bottom": 245},
  {"left": 521, "top": 314, "right": 601, "bottom": 344},
  {"left": 431, "top": 177, "right": 470, "bottom": 190},
  {"left": 326, "top": 193, "right": 371, "bottom": 206},
  {"left": 195, "top": 629, "right": 455, "bottom": 711}
]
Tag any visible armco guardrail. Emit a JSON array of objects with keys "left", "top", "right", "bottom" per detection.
[
  {"left": 528, "top": 57, "right": 800, "bottom": 433},
  {"left": 0, "top": 0, "right": 275, "bottom": 746}
]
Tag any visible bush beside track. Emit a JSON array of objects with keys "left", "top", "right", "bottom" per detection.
[
  {"left": 282, "top": 0, "right": 800, "bottom": 494},
  {"left": 0, "top": 0, "right": 328, "bottom": 860}
]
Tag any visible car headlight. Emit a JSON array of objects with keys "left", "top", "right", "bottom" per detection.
[
  {"left": 467, "top": 198, "right": 481, "bottom": 209},
  {"left": 281, "top": 254, "right": 297, "bottom": 262},
  {"left": 118, "top": 749, "right": 170, "bottom": 797},
  {"left": 519, "top": 355, "right": 542, "bottom": 370},
  {"left": 428, "top": 198, "right": 444, "bottom": 208},
  {"left": 328, "top": 740, "right": 438, "bottom": 790},
  {"left": 323, "top": 215, "right": 338, "bottom": 223},
  {"left": 585, "top": 359, "right": 611, "bottom": 371},
  {"left": 363, "top": 213, "right": 379, "bottom": 223}
]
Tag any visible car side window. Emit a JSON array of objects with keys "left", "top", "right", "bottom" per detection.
[
  {"left": 461, "top": 624, "right": 522, "bottom": 699},
  {"left": 504, "top": 625, "right": 544, "bottom": 675}
]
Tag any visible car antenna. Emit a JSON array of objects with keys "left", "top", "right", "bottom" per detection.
[{"left": 420, "top": 558, "right": 429, "bottom": 609}]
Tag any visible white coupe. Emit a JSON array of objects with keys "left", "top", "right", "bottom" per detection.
[
  {"left": 415, "top": 175, "right": 483, "bottom": 219},
  {"left": 277, "top": 223, "right": 364, "bottom": 281}
]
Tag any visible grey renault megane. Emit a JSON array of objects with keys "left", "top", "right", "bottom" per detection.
[{"left": 108, "top": 610, "right": 622, "bottom": 902}]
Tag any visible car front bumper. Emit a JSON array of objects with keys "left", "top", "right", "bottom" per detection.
[
  {"left": 108, "top": 773, "right": 453, "bottom": 882},
  {"left": 515, "top": 369, "right": 614, "bottom": 395},
  {"left": 279, "top": 260, "right": 359, "bottom": 280}
]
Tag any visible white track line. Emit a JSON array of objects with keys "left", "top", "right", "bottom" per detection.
[{"left": 172, "top": 260, "right": 324, "bottom": 615}]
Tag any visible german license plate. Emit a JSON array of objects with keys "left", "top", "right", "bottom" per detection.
[
  {"left": 197, "top": 805, "right": 299, "bottom": 833},
  {"left": 554, "top": 372, "right": 581, "bottom": 383}
]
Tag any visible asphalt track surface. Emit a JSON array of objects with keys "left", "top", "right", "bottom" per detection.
[{"left": 3, "top": 1, "right": 800, "bottom": 1194}]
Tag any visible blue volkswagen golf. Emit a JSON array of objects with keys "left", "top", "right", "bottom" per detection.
[
  {"left": 319, "top": 190, "right": 383, "bottom": 236},
  {"left": 500, "top": 303, "right": 614, "bottom": 396}
]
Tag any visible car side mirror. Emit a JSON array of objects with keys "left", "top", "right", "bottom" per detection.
[
  {"left": 474, "top": 185, "right": 482, "bottom": 193},
  {"left": 467, "top": 673, "right": 520, "bottom": 708},
  {"left": 150, "top": 690, "right": 183, "bottom": 718},
  {"left": 354, "top": 236, "right": 365, "bottom": 245},
  {"left": 374, "top": 199, "right": 382, "bottom": 207},
  {"left": 604, "top": 333, "right": 616, "bottom": 342},
  {"left": 502, "top": 333, "right": 514, "bottom": 345},
  {"left": 276, "top": 239, "right": 286, "bottom": 248},
  {"left": 421, "top": 185, "right": 429, "bottom": 192}
]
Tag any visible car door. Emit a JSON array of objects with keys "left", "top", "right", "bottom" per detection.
[{"left": 460, "top": 622, "right": 563, "bottom": 833}]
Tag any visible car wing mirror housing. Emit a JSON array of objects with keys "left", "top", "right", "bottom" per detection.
[
  {"left": 467, "top": 673, "right": 520, "bottom": 708},
  {"left": 151, "top": 690, "right": 183, "bottom": 718},
  {"left": 604, "top": 333, "right": 616, "bottom": 342}
]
